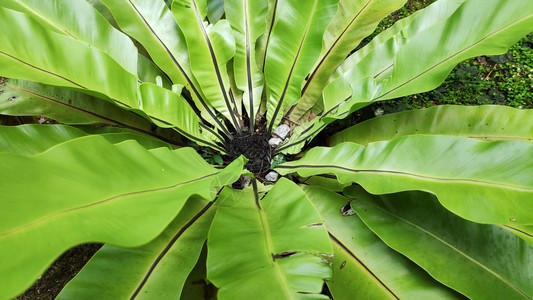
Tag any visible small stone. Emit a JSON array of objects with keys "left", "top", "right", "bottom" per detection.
[
  {"left": 265, "top": 171, "right": 279, "bottom": 182},
  {"left": 269, "top": 137, "right": 283, "bottom": 147},
  {"left": 374, "top": 108, "right": 384, "bottom": 117},
  {"left": 340, "top": 203, "right": 356, "bottom": 216},
  {"left": 273, "top": 124, "right": 290, "bottom": 139},
  {"left": 240, "top": 175, "right": 252, "bottom": 188}
]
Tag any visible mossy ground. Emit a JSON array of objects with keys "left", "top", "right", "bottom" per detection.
[{"left": 374, "top": 0, "right": 533, "bottom": 112}]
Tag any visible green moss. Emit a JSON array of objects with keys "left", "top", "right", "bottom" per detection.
[
  {"left": 370, "top": 1, "right": 533, "bottom": 113},
  {"left": 381, "top": 33, "right": 533, "bottom": 112}
]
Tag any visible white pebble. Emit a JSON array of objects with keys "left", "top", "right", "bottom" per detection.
[
  {"left": 273, "top": 124, "right": 291, "bottom": 139},
  {"left": 265, "top": 171, "right": 279, "bottom": 182},
  {"left": 269, "top": 137, "right": 283, "bottom": 147},
  {"left": 240, "top": 175, "right": 252, "bottom": 188}
]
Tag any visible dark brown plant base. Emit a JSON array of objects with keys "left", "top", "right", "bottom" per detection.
[
  {"left": 226, "top": 131, "right": 272, "bottom": 176},
  {"left": 15, "top": 243, "right": 102, "bottom": 300}
]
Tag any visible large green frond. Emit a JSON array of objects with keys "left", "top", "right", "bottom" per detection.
[
  {"left": 57, "top": 196, "right": 216, "bottom": 299},
  {"left": 347, "top": 186, "right": 533, "bottom": 299},
  {"left": 207, "top": 179, "right": 332, "bottom": 299},
  {"left": 277, "top": 135, "right": 533, "bottom": 225},
  {"left": 0, "top": 135, "right": 243, "bottom": 299},
  {"left": 302, "top": 185, "right": 463, "bottom": 299}
]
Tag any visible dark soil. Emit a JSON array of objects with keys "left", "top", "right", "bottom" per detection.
[
  {"left": 15, "top": 244, "right": 102, "bottom": 299},
  {"left": 226, "top": 131, "right": 272, "bottom": 176}
]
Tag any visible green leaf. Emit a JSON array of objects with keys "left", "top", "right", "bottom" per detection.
[
  {"left": 319, "top": 0, "right": 533, "bottom": 118},
  {"left": 137, "top": 54, "right": 172, "bottom": 88},
  {"left": 255, "top": 0, "right": 283, "bottom": 72},
  {"left": 0, "top": 0, "right": 138, "bottom": 75},
  {"left": 277, "top": 135, "right": 533, "bottom": 225},
  {"left": 0, "top": 78, "right": 146, "bottom": 125},
  {"left": 0, "top": 7, "right": 138, "bottom": 108},
  {"left": 57, "top": 196, "right": 216, "bottom": 299},
  {"left": 503, "top": 224, "right": 533, "bottom": 247},
  {"left": 349, "top": 188, "right": 533, "bottom": 299},
  {"left": 0, "top": 124, "right": 169, "bottom": 156},
  {"left": 225, "top": 0, "right": 268, "bottom": 130},
  {"left": 180, "top": 245, "right": 212, "bottom": 299},
  {"left": 330, "top": 105, "right": 533, "bottom": 146},
  {"left": 97, "top": 0, "right": 187, "bottom": 85},
  {"left": 290, "top": 0, "right": 407, "bottom": 123},
  {"left": 136, "top": 82, "right": 223, "bottom": 150},
  {"left": 207, "top": 0, "right": 225, "bottom": 23},
  {"left": 336, "top": 0, "right": 466, "bottom": 84},
  {"left": 0, "top": 79, "right": 191, "bottom": 148},
  {"left": 302, "top": 185, "right": 463, "bottom": 299},
  {"left": 213, "top": 154, "right": 224, "bottom": 165},
  {"left": 264, "top": 0, "right": 339, "bottom": 132},
  {"left": 172, "top": 0, "right": 240, "bottom": 132},
  {"left": 293, "top": 0, "right": 467, "bottom": 121},
  {"left": 85, "top": 0, "right": 120, "bottom": 29},
  {"left": 97, "top": 0, "right": 228, "bottom": 135},
  {"left": 277, "top": 76, "right": 380, "bottom": 154},
  {"left": 270, "top": 153, "right": 286, "bottom": 169},
  {"left": 0, "top": 124, "right": 86, "bottom": 155},
  {"left": 0, "top": 135, "right": 243, "bottom": 299},
  {"left": 373, "top": 0, "right": 533, "bottom": 101},
  {"left": 207, "top": 179, "right": 332, "bottom": 299},
  {"left": 300, "top": 176, "right": 351, "bottom": 192}
]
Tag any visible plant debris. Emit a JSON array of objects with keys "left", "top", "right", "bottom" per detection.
[{"left": 227, "top": 131, "right": 272, "bottom": 176}]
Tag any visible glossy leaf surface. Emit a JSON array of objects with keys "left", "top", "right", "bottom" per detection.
[
  {"left": 302, "top": 185, "right": 462, "bottom": 300},
  {"left": 0, "top": 0, "right": 137, "bottom": 75},
  {"left": 58, "top": 196, "right": 216, "bottom": 299},
  {"left": 97, "top": 0, "right": 228, "bottom": 133},
  {"left": 98, "top": 0, "right": 189, "bottom": 85},
  {"left": 136, "top": 83, "right": 219, "bottom": 148},
  {"left": 337, "top": 0, "right": 465, "bottom": 84},
  {"left": 0, "top": 79, "right": 146, "bottom": 125},
  {"left": 297, "top": 0, "right": 466, "bottom": 121},
  {"left": 373, "top": 0, "right": 533, "bottom": 101},
  {"left": 264, "top": 0, "right": 338, "bottom": 132},
  {"left": 0, "top": 79, "right": 190, "bottom": 147},
  {"left": 330, "top": 105, "right": 533, "bottom": 146},
  {"left": 319, "top": 0, "right": 532, "bottom": 122},
  {"left": 207, "top": 179, "right": 332, "bottom": 299},
  {"left": 277, "top": 136, "right": 533, "bottom": 225},
  {"left": 0, "top": 7, "right": 138, "bottom": 108},
  {"left": 172, "top": 0, "right": 239, "bottom": 131},
  {"left": 225, "top": 0, "right": 267, "bottom": 130},
  {"left": 503, "top": 224, "right": 533, "bottom": 247},
  {"left": 291, "top": 0, "right": 406, "bottom": 122},
  {"left": 0, "top": 124, "right": 169, "bottom": 156},
  {"left": 0, "top": 136, "right": 243, "bottom": 299},
  {"left": 349, "top": 188, "right": 533, "bottom": 299}
]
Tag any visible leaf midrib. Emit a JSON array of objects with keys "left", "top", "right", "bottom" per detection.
[
  {"left": 127, "top": 0, "right": 231, "bottom": 136},
  {"left": 0, "top": 50, "right": 85, "bottom": 89},
  {"left": 244, "top": 0, "right": 255, "bottom": 131},
  {"left": 0, "top": 173, "right": 217, "bottom": 239},
  {"left": 255, "top": 189, "right": 295, "bottom": 299},
  {"left": 12, "top": 0, "right": 77, "bottom": 39},
  {"left": 301, "top": 0, "right": 374, "bottom": 97},
  {"left": 372, "top": 13, "right": 533, "bottom": 101},
  {"left": 371, "top": 205, "right": 531, "bottom": 298},
  {"left": 268, "top": 0, "right": 318, "bottom": 133},
  {"left": 130, "top": 198, "right": 216, "bottom": 299},
  {"left": 329, "top": 232, "right": 399, "bottom": 299},
  {"left": 190, "top": 0, "right": 241, "bottom": 133},
  {"left": 276, "top": 164, "right": 533, "bottom": 191}
]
